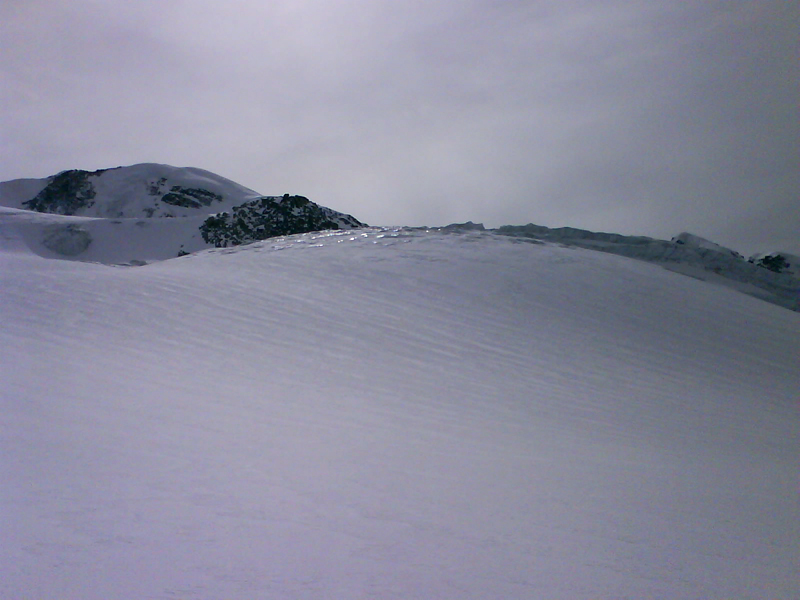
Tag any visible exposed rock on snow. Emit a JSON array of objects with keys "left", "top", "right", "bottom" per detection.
[
  {"left": 200, "top": 194, "right": 366, "bottom": 248},
  {"left": 2, "top": 163, "right": 263, "bottom": 219},
  {"left": 0, "top": 164, "right": 368, "bottom": 262},
  {"left": 751, "top": 251, "right": 798, "bottom": 276},
  {"left": 160, "top": 186, "right": 222, "bottom": 209},
  {"left": 22, "top": 169, "right": 99, "bottom": 215}
]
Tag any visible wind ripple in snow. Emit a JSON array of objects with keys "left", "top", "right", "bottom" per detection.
[{"left": 1, "top": 228, "right": 798, "bottom": 599}]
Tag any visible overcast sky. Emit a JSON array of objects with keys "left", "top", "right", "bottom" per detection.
[{"left": 2, "top": 1, "right": 797, "bottom": 255}]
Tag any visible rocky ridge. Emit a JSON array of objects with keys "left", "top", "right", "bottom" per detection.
[{"left": 200, "top": 194, "right": 365, "bottom": 248}]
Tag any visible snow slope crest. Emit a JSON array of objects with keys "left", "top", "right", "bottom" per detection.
[
  {"left": 671, "top": 232, "right": 744, "bottom": 258},
  {"left": 497, "top": 224, "right": 799, "bottom": 312}
]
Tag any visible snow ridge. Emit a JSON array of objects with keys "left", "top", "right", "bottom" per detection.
[{"left": 496, "top": 224, "right": 799, "bottom": 311}]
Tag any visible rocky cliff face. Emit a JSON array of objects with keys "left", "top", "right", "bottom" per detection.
[
  {"left": 22, "top": 170, "right": 100, "bottom": 214},
  {"left": 200, "top": 194, "right": 366, "bottom": 248}
]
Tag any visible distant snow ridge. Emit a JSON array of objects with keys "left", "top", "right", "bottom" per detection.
[
  {"left": 0, "top": 164, "right": 796, "bottom": 312},
  {"left": 200, "top": 194, "right": 366, "bottom": 248},
  {"left": 496, "top": 225, "right": 799, "bottom": 311}
]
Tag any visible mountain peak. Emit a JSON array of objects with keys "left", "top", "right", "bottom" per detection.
[
  {"left": 3, "top": 163, "right": 263, "bottom": 219},
  {"left": 671, "top": 232, "right": 742, "bottom": 258}
]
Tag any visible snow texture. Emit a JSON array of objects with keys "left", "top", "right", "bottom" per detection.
[{"left": 2, "top": 225, "right": 799, "bottom": 599}]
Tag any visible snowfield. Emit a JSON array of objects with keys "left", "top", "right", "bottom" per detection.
[{"left": 2, "top": 227, "right": 799, "bottom": 599}]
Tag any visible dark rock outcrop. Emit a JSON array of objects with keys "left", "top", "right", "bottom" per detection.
[
  {"left": 22, "top": 170, "right": 101, "bottom": 215},
  {"left": 160, "top": 186, "right": 223, "bottom": 209},
  {"left": 200, "top": 194, "right": 366, "bottom": 248},
  {"left": 754, "top": 254, "right": 791, "bottom": 274}
]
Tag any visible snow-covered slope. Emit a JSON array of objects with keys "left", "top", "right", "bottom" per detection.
[
  {"left": 2, "top": 227, "right": 798, "bottom": 599},
  {"left": 0, "top": 206, "right": 209, "bottom": 264},
  {"left": 0, "top": 163, "right": 263, "bottom": 218}
]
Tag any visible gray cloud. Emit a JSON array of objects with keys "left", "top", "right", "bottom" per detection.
[{"left": 2, "top": 0, "right": 797, "bottom": 255}]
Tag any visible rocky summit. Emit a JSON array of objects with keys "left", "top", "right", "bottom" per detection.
[{"left": 200, "top": 194, "right": 366, "bottom": 248}]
